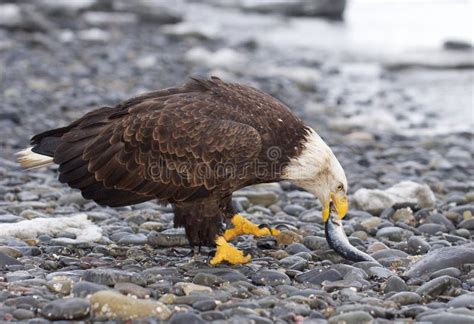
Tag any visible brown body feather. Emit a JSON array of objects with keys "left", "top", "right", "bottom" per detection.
[{"left": 28, "top": 77, "right": 310, "bottom": 246}]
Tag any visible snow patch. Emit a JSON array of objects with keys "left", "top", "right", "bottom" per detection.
[
  {"left": 352, "top": 181, "right": 436, "bottom": 214},
  {"left": 0, "top": 213, "right": 102, "bottom": 242}
]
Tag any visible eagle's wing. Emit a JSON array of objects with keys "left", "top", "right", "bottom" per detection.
[{"left": 54, "top": 94, "right": 262, "bottom": 205}]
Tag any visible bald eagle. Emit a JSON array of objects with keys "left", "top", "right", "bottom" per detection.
[{"left": 17, "top": 77, "right": 348, "bottom": 265}]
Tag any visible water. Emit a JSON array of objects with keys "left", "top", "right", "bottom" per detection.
[{"left": 182, "top": 0, "right": 474, "bottom": 135}]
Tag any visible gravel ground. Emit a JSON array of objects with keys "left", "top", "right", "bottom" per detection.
[{"left": 1, "top": 1, "right": 473, "bottom": 323}]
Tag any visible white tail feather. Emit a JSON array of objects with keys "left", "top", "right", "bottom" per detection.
[{"left": 16, "top": 147, "right": 54, "bottom": 170}]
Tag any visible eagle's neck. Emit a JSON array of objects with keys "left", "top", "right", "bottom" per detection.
[{"left": 282, "top": 128, "right": 344, "bottom": 195}]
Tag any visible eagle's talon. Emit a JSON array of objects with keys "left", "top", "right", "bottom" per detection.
[
  {"left": 223, "top": 214, "right": 281, "bottom": 241},
  {"left": 209, "top": 236, "right": 251, "bottom": 265}
]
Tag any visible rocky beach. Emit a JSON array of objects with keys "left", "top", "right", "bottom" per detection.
[{"left": 0, "top": 0, "right": 473, "bottom": 323}]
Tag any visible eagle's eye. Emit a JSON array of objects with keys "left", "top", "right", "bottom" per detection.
[{"left": 336, "top": 184, "right": 344, "bottom": 192}]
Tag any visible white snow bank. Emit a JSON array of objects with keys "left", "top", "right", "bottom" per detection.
[
  {"left": 0, "top": 213, "right": 102, "bottom": 242},
  {"left": 352, "top": 181, "right": 436, "bottom": 214}
]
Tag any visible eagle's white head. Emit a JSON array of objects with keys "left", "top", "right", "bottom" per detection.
[{"left": 283, "top": 128, "right": 348, "bottom": 223}]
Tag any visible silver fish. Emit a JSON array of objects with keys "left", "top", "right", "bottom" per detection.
[{"left": 325, "top": 213, "right": 378, "bottom": 263}]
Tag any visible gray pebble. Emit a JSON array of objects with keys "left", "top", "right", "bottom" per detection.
[
  {"left": 329, "top": 310, "right": 373, "bottom": 324},
  {"left": 387, "top": 291, "right": 421, "bottom": 305},
  {"left": 13, "top": 308, "right": 35, "bottom": 320},
  {"left": 193, "top": 272, "right": 225, "bottom": 287},
  {"left": 419, "top": 312, "right": 474, "bottom": 324},
  {"left": 407, "top": 235, "right": 431, "bottom": 255},
  {"left": 0, "top": 214, "right": 22, "bottom": 223},
  {"left": 404, "top": 245, "right": 474, "bottom": 279},
  {"left": 285, "top": 243, "right": 311, "bottom": 254},
  {"left": 418, "top": 223, "right": 447, "bottom": 235},
  {"left": 201, "top": 311, "right": 226, "bottom": 321},
  {"left": 118, "top": 233, "right": 148, "bottom": 245},
  {"left": 251, "top": 270, "right": 291, "bottom": 287},
  {"left": 82, "top": 268, "right": 146, "bottom": 286},
  {"left": 299, "top": 210, "right": 323, "bottom": 223},
  {"left": 283, "top": 204, "right": 306, "bottom": 216},
  {"left": 279, "top": 255, "right": 307, "bottom": 271},
  {"left": 0, "top": 251, "right": 22, "bottom": 268},
  {"left": 303, "top": 236, "right": 329, "bottom": 250},
  {"left": 368, "top": 266, "right": 394, "bottom": 279},
  {"left": 72, "top": 281, "right": 109, "bottom": 298},
  {"left": 458, "top": 218, "right": 474, "bottom": 230},
  {"left": 148, "top": 229, "right": 189, "bottom": 247},
  {"left": 371, "top": 249, "right": 408, "bottom": 260},
  {"left": 296, "top": 268, "right": 342, "bottom": 285},
  {"left": 430, "top": 267, "right": 462, "bottom": 279},
  {"left": 383, "top": 276, "right": 408, "bottom": 293},
  {"left": 376, "top": 227, "right": 405, "bottom": 241},
  {"left": 192, "top": 299, "right": 218, "bottom": 311},
  {"left": 447, "top": 293, "right": 474, "bottom": 308},
  {"left": 169, "top": 312, "right": 204, "bottom": 324},
  {"left": 40, "top": 298, "right": 90, "bottom": 320},
  {"left": 416, "top": 275, "right": 461, "bottom": 300},
  {"left": 6, "top": 270, "right": 33, "bottom": 282}
]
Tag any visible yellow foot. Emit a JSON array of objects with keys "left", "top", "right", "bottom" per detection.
[
  {"left": 223, "top": 214, "right": 281, "bottom": 241},
  {"left": 209, "top": 236, "right": 251, "bottom": 265}
]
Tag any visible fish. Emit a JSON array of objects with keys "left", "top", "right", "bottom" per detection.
[{"left": 325, "top": 212, "right": 378, "bottom": 263}]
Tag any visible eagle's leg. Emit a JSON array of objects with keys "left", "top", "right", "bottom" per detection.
[{"left": 223, "top": 214, "right": 280, "bottom": 241}]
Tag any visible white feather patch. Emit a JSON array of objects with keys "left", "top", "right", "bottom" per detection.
[
  {"left": 16, "top": 147, "right": 54, "bottom": 170},
  {"left": 0, "top": 213, "right": 102, "bottom": 242}
]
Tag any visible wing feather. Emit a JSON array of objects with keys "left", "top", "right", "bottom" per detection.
[{"left": 53, "top": 78, "right": 266, "bottom": 206}]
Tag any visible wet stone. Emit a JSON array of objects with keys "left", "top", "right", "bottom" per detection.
[
  {"left": 117, "top": 233, "right": 147, "bottom": 245},
  {"left": 82, "top": 269, "right": 146, "bottom": 286},
  {"left": 430, "top": 267, "right": 462, "bottom": 279},
  {"left": 90, "top": 290, "right": 171, "bottom": 320},
  {"left": 169, "top": 312, "right": 205, "bottom": 324},
  {"left": 296, "top": 268, "right": 342, "bottom": 284},
  {"left": 175, "top": 282, "right": 212, "bottom": 295},
  {"left": 279, "top": 255, "right": 308, "bottom": 271},
  {"left": 418, "top": 223, "right": 447, "bottom": 235},
  {"left": 404, "top": 245, "right": 474, "bottom": 279},
  {"left": 371, "top": 249, "right": 408, "bottom": 260},
  {"left": 6, "top": 270, "right": 32, "bottom": 282},
  {"left": 201, "top": 311, "right": 226, "bottom": 321},
  {"left": 387, "top": 292, "right": 421, "bottom": 305},
  {"left": 12, "top": 308, "right": 35, "bottom": 320},
  {"left": 368, "top": 266, "right": 394, "bottom": 279},
  {"left": 0, "top": 251, "right": 22, "bottom": 268},
  {"left": 115, "top": 282, "right": 151, "bottom": 298},
  {"left": 72, "top": 281, "right": 109, "bottom": 298},
  {"left": 447, "top": 293, "right": 474, "bottom": 308},
  {"left": 384, "top": 275, "right": 408, "bottom": 293},
  {"left": 285, "top": 243, "right": 311, "bottom": 254},
  {"left": 40, "top": 298, "right": 90, "bottom": 320},
  {"left": 418, "top": 312, "right": 474, "bottom": 324},
  {"left": 407, "top": 235, "right": 431, "bottom": 255},
  {"left": 192, "top": 299, "right": 218, "bottom": 311},
  {"left": 251, "top": 270, "right": 291, "bottom": 287},
  {"left": 376, "top": 227, "right": 406, "bottom": 241},
  {"left": 192, "top": 272, "right": 225, "bottom": 287},
  {"left": 0, "top": 214, "right": 22, "bottom": 223},
  {"left": 148, "top": 229, "right": 189, "bottom": 247},
  {"left": 416, "top": 275, "right": 461, "bottom": 300},
  {"left": 283, "top": 204, "right": 306, "bottom": 216},
  {"left": 328, "top": 310, "right": 373, "bottom": 324},
  {"left": 458, "top": 218, "right": 474, "bottom": 230},
  {"left": 303, "top": 236, "right": 329, "bottom": 250}
]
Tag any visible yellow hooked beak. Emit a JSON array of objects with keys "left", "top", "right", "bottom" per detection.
[{"left": 322, "top": 192, "right": 348, "bottom": 223}]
